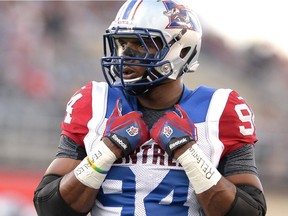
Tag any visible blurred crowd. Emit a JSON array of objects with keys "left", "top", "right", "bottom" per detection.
[
  {"left": 0, "top": 1, "right": 287, "bottom": 215},
  {"left": 0, "top": 1, "right": 122, "bottom": 167},
  {"left": 0, "top": 1, "right": 121, "bottom": 100}
]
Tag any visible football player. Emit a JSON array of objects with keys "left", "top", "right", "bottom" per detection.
[{"left": 34, "top": 0, "right": 267, "bottom": 215}]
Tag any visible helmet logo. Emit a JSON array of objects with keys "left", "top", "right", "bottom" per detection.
[{"left": 163, "top": 1, "right": 198, "bottom": 31}]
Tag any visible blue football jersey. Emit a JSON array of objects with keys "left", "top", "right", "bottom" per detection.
[{"left": 61, "top": 81, "right": 257, "bottom": 215}]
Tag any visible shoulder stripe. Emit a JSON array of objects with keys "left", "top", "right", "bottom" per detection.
[
  {"left": 84, "top": 82, "right": 108, "bottom": 153},
  {"left": 206, "top": 88, "right": 232, "bottom": 165}
]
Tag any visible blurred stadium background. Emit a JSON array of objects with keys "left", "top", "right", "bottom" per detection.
[{"left": 0, "top": 1, "right": 287, "bottom": 215}]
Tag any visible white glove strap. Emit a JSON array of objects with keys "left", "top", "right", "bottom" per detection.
[
  {"left": 74, "top": 141, "right": 117, "bottom": 189},
  {"left": 177, "top": 144, "right": 222, "bottom": 194}
]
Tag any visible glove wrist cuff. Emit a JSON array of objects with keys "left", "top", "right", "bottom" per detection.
[
  {"left": 166, "top": 136, "right": 193, "bottom": 156},
  {"left": 106, "top": 133, "right": 131, "bottom": 157}
]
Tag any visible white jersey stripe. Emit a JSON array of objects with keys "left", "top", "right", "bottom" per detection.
[
  {"left": 205, "top": 88, "right": 232, "bottom": 166},
  {"left": 84, "top": 81, "right": 109, "bottom": 153}
]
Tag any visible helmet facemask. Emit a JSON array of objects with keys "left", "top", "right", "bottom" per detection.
[{"left": 101, "top": 27, "right": 173, "bottom": 95}]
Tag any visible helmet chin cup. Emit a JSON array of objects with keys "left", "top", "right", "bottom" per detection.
[{"left": 123, "top": 76, "right": 143, "bottom": 83}]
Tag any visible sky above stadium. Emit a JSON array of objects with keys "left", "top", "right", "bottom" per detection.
[{"left": 189, "top": 0, "right": 287, "bottom": 56}]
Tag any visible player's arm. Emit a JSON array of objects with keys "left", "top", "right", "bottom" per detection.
[
  {"left": 173, "top": 143, "right": 266, "bottom": 216},
  {"left": 33, "top": 136, "right": 121, "bottom": 216},
  {"left": 151, "top": 104, "right": 267, "bottom": 216},
  {"left": 34, "top": 98, "right": 149, "bottom": 216}
]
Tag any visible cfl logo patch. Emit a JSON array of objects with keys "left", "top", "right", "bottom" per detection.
[
  {"left": 126, "top": 126, "right": 139, "bottom": 136},
  {"left": 163, "top": 125, "right": 173, "bottom": 138}
]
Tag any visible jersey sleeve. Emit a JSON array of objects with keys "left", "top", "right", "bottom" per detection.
[
  {"left": 219, "top": 90, "right": 258, "bottom": 156},
  {"left": 60, "top": 82, "right": 93, "bottom": 147}
]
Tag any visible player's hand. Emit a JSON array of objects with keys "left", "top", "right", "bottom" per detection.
[
  {"left": 104, "top": 98, "right": 150, "bottom": 157},
  {"left": 150, "top": 104, "right": 197, "bottom": 157}
]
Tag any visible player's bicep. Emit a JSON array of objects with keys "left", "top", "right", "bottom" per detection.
[
  {"left": 226, "top": 173, "right": 263, "bottom": 191},
  {"left": 44, "top": 157, "right": 81, "bottom": 176},
  {"left": 56, "top": 135, "right": 87, "bottom": 160},
  {"left": 45, "top": 135, "right": 87, "bottom": 176},
  {"left": 218, "top": 144, "right": 258, "bottom": 176},
  {"left": 220, "top": 144, "right": 263, "bottom": 190}
]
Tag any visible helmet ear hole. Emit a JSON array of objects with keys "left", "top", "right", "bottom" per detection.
[{"left": 180, "top": 47, "right": 191, "bottom": 58}]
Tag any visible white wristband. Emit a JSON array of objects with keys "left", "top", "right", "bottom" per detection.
[
  {"left": 74, "top": 140, "right": 117, "bottom": 189},
  {"left": 177, "top": 144, "right": 222, "bottom": 194}
]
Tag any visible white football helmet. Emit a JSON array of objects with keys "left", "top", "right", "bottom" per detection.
[{"left": 101, "top": 0, "right": 202, "bottom": 95}]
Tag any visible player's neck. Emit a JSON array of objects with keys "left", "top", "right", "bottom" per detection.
[{"left": 137, "top": 79, "right": 184, "bottom": 110}]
